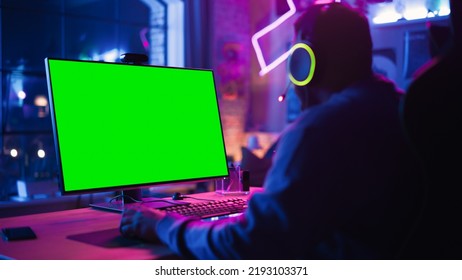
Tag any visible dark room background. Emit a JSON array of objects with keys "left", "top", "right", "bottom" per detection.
[{"left": 0, "top": 0, "right": 451, "bottom": 214}]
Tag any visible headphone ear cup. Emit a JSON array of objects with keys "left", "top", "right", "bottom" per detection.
[{"left": 288, "top": 41, "right": 316, "bottom": 87}]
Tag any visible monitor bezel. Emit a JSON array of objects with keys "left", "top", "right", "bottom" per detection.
[{"left": 45, "top": 57, "right": 229, "bottom": 195}]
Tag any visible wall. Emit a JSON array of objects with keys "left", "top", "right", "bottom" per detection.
[
  {"left": 211, "top": 0, "right": 279, "bottom": 163},
  {"left": 210, "top": 0, "right": 286, "bottom": 163},
  {"left": 210, "top": 0, "right": 451, "bottom": 163},
  {"left": 371, "top": 16, "right": 450, "bottom": 91},
  {"left": 0, "top": 0, "right": 151, "bottom": 200},
  {"left": 249, "top": 0, "right": 291, "bottom": 133}
]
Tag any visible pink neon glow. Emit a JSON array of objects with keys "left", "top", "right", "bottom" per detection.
[
  {"left": 315, "top": 0, "right": 336, "bottom": 4},
  {"left": 140, "top": 28, "right": 150, "bottom": 50},
  {"left": 251, "top": 0, "right": 297, "bottom": 76}
]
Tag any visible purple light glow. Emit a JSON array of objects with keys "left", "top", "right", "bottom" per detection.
[
  {"left": 140, "top": 28, "right": 150, "bottom": 50},
  {"left": 251, "top": 0, "right": 297, "bottom": 76}
]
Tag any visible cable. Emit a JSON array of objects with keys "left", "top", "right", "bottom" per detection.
[
  {"left": 171, "top": 191, "right": 215, "bottom": 201},
  {"left": 141, "top": 199, "right": 186, "bottom": 206},
  {"left": 109, "top": 194, "right": 140, "bottom": 203},
  {"left": 108, "top": 194, "right": 186, "bottom": 206}
]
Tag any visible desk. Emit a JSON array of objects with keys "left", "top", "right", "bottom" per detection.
[{"left": 0, "top": 189, "right": 258, "bottom": 260}]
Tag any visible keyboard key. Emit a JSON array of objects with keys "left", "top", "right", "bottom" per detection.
[{"left": 162, "top": 198, "right": 247, "bottom": 219}]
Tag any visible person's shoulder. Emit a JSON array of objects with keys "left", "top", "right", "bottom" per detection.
[
  {"left": 407, "top": 53, "right": 460, "bottom": 99},
  {"left": 411, "top": 51, "right": 461, "bottom": 86},
  {"left": 364, "top": 74, "right": 404, "bottom": 95},
  {"left": 287, "top": 75, "right": 402, "bottom": 132},
  {"left": 289, "top": 98, "right": 351, "bottom": 134},
  {"left": 412, "top": 57, "right": 441, "bottom": 81}
]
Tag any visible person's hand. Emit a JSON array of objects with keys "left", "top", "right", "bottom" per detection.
[{"left": 119, "top": 206, "right": 167, "bottom": 243}]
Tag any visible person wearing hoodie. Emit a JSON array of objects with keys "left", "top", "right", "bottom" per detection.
[
  {"left": 400, "top": 0, "right": 462, "bottom": 259},
  {"left": 120, "top": 2, "right": 422, "bottom": 259}
]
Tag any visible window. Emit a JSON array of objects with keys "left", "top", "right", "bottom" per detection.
[{"left": 0, "top": 0, "right": 185, "bottom": 202}]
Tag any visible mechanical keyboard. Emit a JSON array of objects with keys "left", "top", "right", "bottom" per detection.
[{"left": 161, "top": 197, "right": 248, "bottom": 219}]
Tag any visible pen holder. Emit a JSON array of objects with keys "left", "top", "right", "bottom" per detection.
[{"left": 215, "top": 166, "right": 250, "bottom": 195}]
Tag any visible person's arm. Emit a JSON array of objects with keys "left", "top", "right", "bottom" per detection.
[
  {"left": 122, "top": 116, "right": 343, "bottom": 259},
  {"left": 157, "top": 119, "right": 339, "bottom": 259}
]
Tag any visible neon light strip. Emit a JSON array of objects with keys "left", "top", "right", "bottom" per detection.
[{"left": 251, "top": 0, "right": 297, "bottom": 76}]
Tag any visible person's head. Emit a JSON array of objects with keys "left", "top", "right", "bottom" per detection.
[{"left": 291, "top": 2, "right": 373, "bottom": 107}]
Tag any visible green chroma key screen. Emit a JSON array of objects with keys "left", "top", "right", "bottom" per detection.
[{"left": 45, "top": 58, "right": 229, "bottom": 194}]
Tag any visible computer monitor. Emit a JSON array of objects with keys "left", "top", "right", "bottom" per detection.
[{"left": 45, "top": 58, "right": 229, "bottom": 202}]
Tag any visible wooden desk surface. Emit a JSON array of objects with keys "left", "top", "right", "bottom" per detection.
[
  {"left": 0, "top": 189, "right": 259, "bottom": 260},
  {"left": 0, "top": 207, "right": 176, "bottom": 260}
]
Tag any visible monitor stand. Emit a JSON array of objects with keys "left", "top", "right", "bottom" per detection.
[
  {"left": 89, "top": 188, "right": 189, "bottom": 213},
  {"left": 120, "top": 188, "right": 142, "bottom": 203}
]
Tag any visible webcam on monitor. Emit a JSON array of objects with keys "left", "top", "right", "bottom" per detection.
[{"left": 119, "top": 53, "right": 148, "bottom": 64}]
